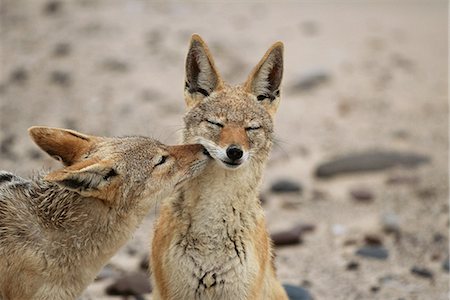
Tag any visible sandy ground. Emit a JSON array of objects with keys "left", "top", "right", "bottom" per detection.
[{"left": 0, "top": 1, "right": 448, "bottom": 299}]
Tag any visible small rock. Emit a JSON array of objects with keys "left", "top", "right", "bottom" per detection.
[
  {"left": 416, "top": 187, "right": 436, "bottom": 199},
  {"left": 282, "top": 284, "right": 312, "bottom": 300},
  {"left": 105, "top": 272, "right": 152, "bottom": 296},
  {"left": 139, "top": 256, "right": 150, "bottom": 271},
  {"left": 381, "top": 212, "right": 400, "bottom": 234},
  {"left": 411, "top": 266, "right": 433, "bottom": 279},
  {"left": 95, "top": 264, "right": 118, "bottom": 281},
  {"left": 271, "top": 224, "right": 313, "bottom": 247},
  {"left": 315, "top": 150, "right": 430, "bottom": 178},
  {"left": 10, "top": 67, "right": 28, "bottom": 84},
  {"left": 28, "top": 149, "right": 42, "bottom": 160},
  {"left": 364, "top": 234, "right": 383, "bottom": 246},
  {"left": 270, "top": 179, "right": 302, "bottom": 194},
  {"left": 299, "top": 21, "right": 319, "bottom": 36},
  {"left": 332, "top": 224, "right": 347, "bottom": 236},
  {"left": 385, "top": 175, "right": 419, "bottom": 185},
  {"left": 101, "top": 59, "right": 129, "bottom": 72},
  {"left": 43, "top": 0, "right": 62, "bottom": 15},
  {"left": 370, "top": 286, "right": 380, "bottom": 293},
  {"left": 290, "top": 69, "right": 330, "bottom": 92},
  {"left": 50, "top": 70, "right": 71, "bottom": 86},
  {"left": 350, "top": 188, "right": 374, "bottom": 202},
  {"left": 356, "top": 246, "right": 389, "bottom": 260},
  {"left": 346, "top": 261, "right": 359, "bottom": 271},
  {"left": 271, "top": 230, "right": 302, "bottom": 247},
  {"left": 1, "top": 134, "right": 16, "bottom": 159},
  {"left": 53, "top": 42, "right": 71, "bottom": 57},
  {"left": 442, "top": 257, "right": 449, "bottom": 272}
]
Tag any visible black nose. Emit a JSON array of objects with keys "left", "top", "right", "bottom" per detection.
[{"left": 226, "top": 145, "right": 243, "bottom": 161}]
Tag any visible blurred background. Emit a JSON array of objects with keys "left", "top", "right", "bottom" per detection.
[{"left": 0, "top": 0, "right": 448, "bottom": 299}]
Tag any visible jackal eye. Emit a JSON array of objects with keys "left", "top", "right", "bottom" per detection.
[
  {"left": 206, "top": 119, "right": 224, "bottom": 128},
  {"left": 155, "top": 155, "right": 168, "bottom": 167},
  {"left": 245, "top": 125, "right": 262, "bottom": 131}
]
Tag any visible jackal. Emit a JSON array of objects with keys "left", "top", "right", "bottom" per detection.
[
  {"left": 0, "top": 126, "right": 208, "bottom": 300},
  {"left": 151, "top": 35, "right": 288, "bottom": 299}
]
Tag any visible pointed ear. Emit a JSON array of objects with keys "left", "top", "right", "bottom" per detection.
[
  {"left": 244, "top": 42, "right": 284, "bottom": 116},
  {"left": 28, "top": 126, "right": 96, "bottom": 166},
  {"left": 184, "top": 34, "right": 223, "bottom": 108},
  {"left": 45, "top": 158, "right": 118, "bottom": 199}
]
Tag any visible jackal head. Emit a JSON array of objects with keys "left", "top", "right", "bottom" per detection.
[
  {"left": 28, "top": 127, "right": 208, "bottom": 207},
  {"left": 182, "top": 34, "right": 283, "bottom": 170}
]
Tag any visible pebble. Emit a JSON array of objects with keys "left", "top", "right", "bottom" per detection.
[
  {"left": 442, "top": 257, "right": 449, "bottom": 272},
  {"left": 270, "top": 179, "right": 302, "bottom": 194},
  {"left": 43, "top": 0, "right": 62, "bottom": 15},
  {"left": 364, "top": 234, "right": 383, "bottom": 246},
  {"left": 271, "top": 223, "right": 315, "bottom": 247},
  {"left": 53, "top": 42, "right": 71, "bottom": 57},
  {"left": 381, "top": 212, "right": 400, "bottom": 234},
  {"left": 10, "top": 67, "right": 28, "bottom": 84},
  {"left": 95, "top": 264, "right": 118, "bottom": 281},
  {"left": 350, "top": 187, "right": 374, "bottom": 202},
  {"left": 315, "top": 150, "right": 430, "bottom": 178},
  {"left": 282, "top": 284, "right": 312, "bottom": 300},
  {"left": 346, "top": 261, "right": 359, "bottom": 271},
  {"left": 50, "top": 70, "right": 71, "bottom": 86},
  {"left": 410, "top": 266, "right": 433, "bottom": 279},
  {"left": 290, "top": 69, "right": 330, "bottom": 92},
  {"left": 105, "top": 272, "right": 152, "bottom": 296},
  {"left": 356, "top": 246, "right": 389, "bottom": 260}
]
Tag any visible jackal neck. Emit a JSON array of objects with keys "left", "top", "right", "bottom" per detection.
[{"left": 173, "top": 156, "right": 268, "bottom": 241}]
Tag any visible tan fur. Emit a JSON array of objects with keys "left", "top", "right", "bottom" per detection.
[
  {"left": 151, "top": 35, "right": 287, "bottom": 299},
  {"left": 0, "top": 127, "right": 208, "bottom": 300}
]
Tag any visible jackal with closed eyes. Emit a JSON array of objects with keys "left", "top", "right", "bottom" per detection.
[{"left": 151, "top": 35, "right": 288, "bottom": 300}]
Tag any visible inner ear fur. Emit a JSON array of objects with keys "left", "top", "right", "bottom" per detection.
[
  {"left": 244, "top": 42, "right": 284, "bottom": 105},
  {"left": 29, "top": 126, "right": 97, "bottom": 166},
  {"left": 45, "top": 159, "right": 118, "bottom": 198},
  {"left": 184, "top": 34, "right": 223, "bottom": 108}
]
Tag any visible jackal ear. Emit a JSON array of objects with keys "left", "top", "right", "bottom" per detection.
[
  {"left": 184, "top": 34, "right": 223, "bottom": 108},
  {"left": 45, "top": 159, "right": 118, "bottom": 199},
  {"left": 29, "top": 126, "right": 97, "bottom": 166},
  {"left": 244, "top": 42, "right": 284, "bottom": 116}
]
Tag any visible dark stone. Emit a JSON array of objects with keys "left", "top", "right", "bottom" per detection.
[
  {"left": 411, "top": 266, "right": 433, "bottom": 279},
  {"left": 283, "top": 284, "right": 312, "bottom": 300},
  {"left": 271, "top": 223, "right": 315, "bottom": 247},
  {"left": 28, "top": 149, "right": 42, "bottom": 160},
  {"left": 346, "top": 261, "right": 359, "bottom": 271},
  {"left": 271, "top": 230, "right": 302, "bottom": 246},
  {"left": 53, "top": 42, "right": 71, "bottom": 57},
  {"left": 315, "top": 150, "right": 430, "bottom": 178},
  {"left": 50, "top": 70, "right": 71, "bottom": 86},
  {"left": 95, "top": 264, "right": 118, "bottom": 281},
  {"left": 10, "top": 67, "right": 28, "bottom": 84},
  {"left": 139, "top": 256, "right": 150, "bottom": 271},
  {"left": 370, "top": 286, "right": 380, "bottom": 293},
  {"left": 364, "top": 234, "right": 383, "bottom": 246},
  {"left": 271, "top": 179, "right": 302, "bottom": 194},
  {"left": 356, "top": 246, "right": 389, "bottom": 260},
  {"left": 101, "top": 59, "right": 129, "bottom": 72},
  {"left": 350, "top": 188, "right": 374, "bottom": 202},
  {"left": 105, "top": 272, "right": 152, "bottom": 296},
  {"left": 290, "top": 69, "right": 330, "bottom": 92},
  {"left": 381, "top": 212, "right": 400, "bottom": 234},
  {"left": 43, "top": 0, "right": 62, "bottom": 15},
  {"left": 385, "top": 175, "right": 419, "bottom": 185},
  {"left": 442, "top": 257, "right": 449, "bottom": 272},
  {"left": 0, "top": 134, "right": 16, "bottom": 159}
]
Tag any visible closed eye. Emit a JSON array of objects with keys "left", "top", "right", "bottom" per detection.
[
  {"left": 206, "top": 119, "right": 224, "bottom": 128},
  {"left": 245, "top": 126, "right": 262, "bottom": 131},
  {"left": 155, "top": 155, "right": 168, "bottom": 167}
]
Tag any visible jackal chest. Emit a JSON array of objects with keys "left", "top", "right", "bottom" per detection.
[{"left": 165, "top": 229, "right": 260, "bottom": 299}]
